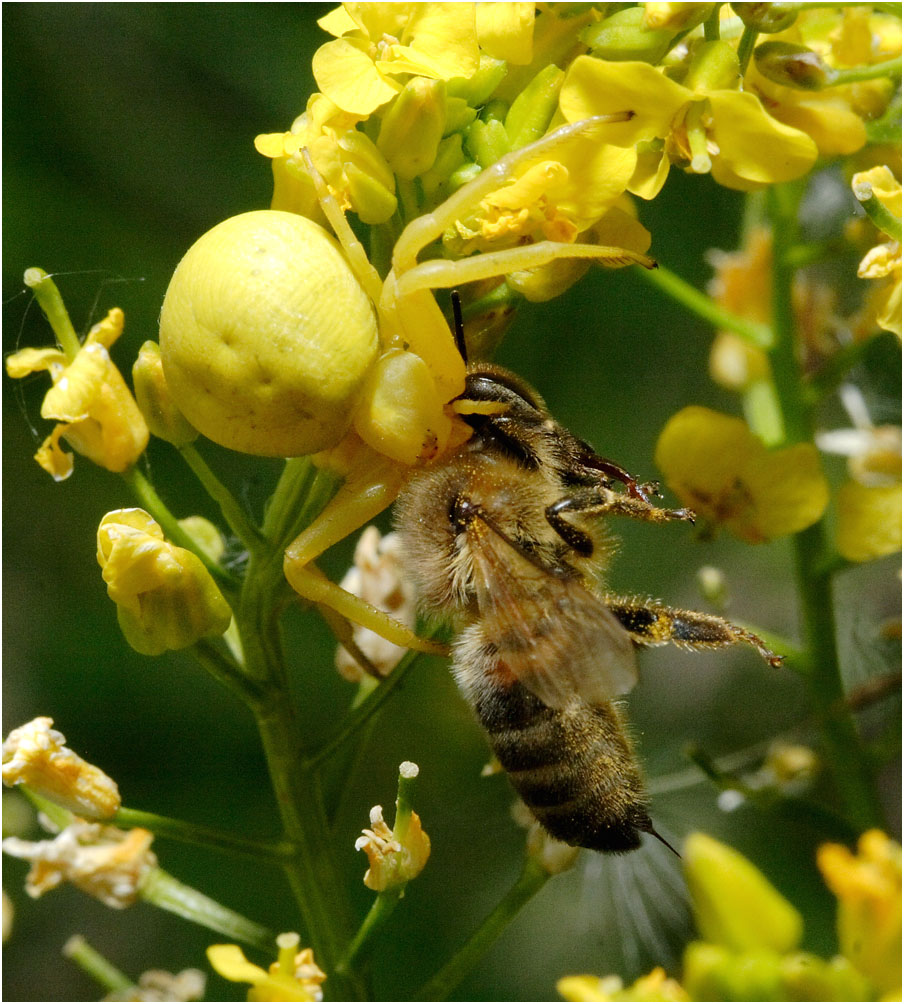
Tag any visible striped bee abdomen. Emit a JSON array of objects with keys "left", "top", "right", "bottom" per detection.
[{"left": 473, "top": 678, "right": 652, "bottom": 852}]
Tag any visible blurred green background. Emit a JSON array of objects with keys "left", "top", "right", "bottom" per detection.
[{"left": 3, "top": 5, "right": 899, "bottom": 1001}]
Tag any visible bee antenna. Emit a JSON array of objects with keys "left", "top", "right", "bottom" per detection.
[
  {"left": 645, "top": 822, "right": 681, "bottom": 859},
  {"left": 451, "top": 289, "right": 468, "bottom": 364}
]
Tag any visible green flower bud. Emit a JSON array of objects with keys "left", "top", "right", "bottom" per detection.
[
  {"left": 580, "top": 8, "right": 675, "bottom": 64},
  {"left": 504, "top": 64, "right": 565, "bottom": 150},
  {"left": 335, "top": 131, "right": 398, "bottom": 224},
  {"left": 482, "top": 98, "right": 509, "bottom": 124},
  {"left": 443, "top": 96, "right": 477, "bottom": 137},
  {"left": 754, "top": 40, "right": 837, "bottom": 91},
  {"left": 684, "top": 40, "right": 741, "bottom": 92},
  {"left": 132, "top": 341, "right": 197, "bottom": 447},
  {"left": 731, "top": 3, "right": 799, "bottom": 34},
  {"left": 464, "top": 117, "right": 511, "bottom": 169},
  {"left": 779, "top": 952, "right": 872, "bottom": 1002},
  {"left": 683, "top": 833, "right": 803, "bottom": 953},
  {"left": 447, "top": 54, "right": 508, "bottom": 106},
  {"left": 644, "top": 3, "right": 717, "bottom": 33},
  {"left": 420, "top": 133, "right": 469, "bottom": 200},
  {"left": 683, "top": 943, "right": 785, "bottom": 1002},
  {"left": 377, "top": 78, "right": 446, "bottom": 181}
]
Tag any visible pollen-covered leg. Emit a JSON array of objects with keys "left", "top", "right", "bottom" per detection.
[
  {"left": 545, "top": 486, "right": 694, "bottom": 554},
  {"left": 607, "top": 597, "right": 783, "bottom": 667}
]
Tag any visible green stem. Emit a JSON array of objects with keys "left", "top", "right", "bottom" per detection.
[
  {"left": 120, "top": 466, "right": 237, "bottom": 588},
  {"left": 249, "top": 686, "right": 364, "bottom": 999},
  {"left": 418, "top": 858, "right": 550, "bottom": 1001},
  {"left": 113, "top": 806, "right": 292, "bottom": 861},
  {"left": 635, "top": 262, "right": 774, "bottom": 348},
  {"left": 140, "top": 868, "right": 275, "bottom": 951},
  {"left": 179, "top": 444, "right": 264, "bottom": 554},
  {"left": 853, "top": 185, "right": 903, "bottom": 242},
  {"left": 23, "top": 267, "right": 81, "bottom": 361},
  {"left": 832, "top": 55, "right": 902, "bottom": 86},
  {"left": 62, "top": 935, "right": 133, "bottom": 994},
  {"left": 309, "top": 648, "right": 426, "bottom": 769},
  {"left": 736, "top": 24, "right": 759, "bottom": 76},
  {"left": 766, "top": 183, "right": 884, "bottom": 832},
  {"left": 703, "top": 5, "right": 721, "bottom": 41},
  {"left": 337, "top": 889, "right": 403, "bottom": 973}
]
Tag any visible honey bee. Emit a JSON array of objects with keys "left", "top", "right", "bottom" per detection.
[{"left": 394, "top": 355, "right": 781, "bottom": 854}]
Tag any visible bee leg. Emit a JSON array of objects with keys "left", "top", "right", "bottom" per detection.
[
  {"left": 607, "top": 597, "right": 784, "bottom": 668},
  {"left": 546, "top": 486, "right": 693, "bottom": 554}
]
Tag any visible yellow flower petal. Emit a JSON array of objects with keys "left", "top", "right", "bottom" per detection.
[
  {"left": 560, "top": 56, "right": 686, "bottom": 147},
  {"left": 655, "top": 408, "right": 829, "bottom": 542},
  {"left": 207, "top": 944, "right": 270, "bottom": 985},
  {"left": 708, "top": 91, "right": 818, "bottom": 188},
  {"left": 5, "top": 345, "right": 67, "bottom": 380},
  {"left": 313, "top": 37, "right": 400, "bottom": 115},
  {"left": 818, "top": 831, "right": 902, "bottom": 994},
  {"left": 837, "top": 480, "right": 902, "bottom": 562},
  {"left": 476, "top": 2, "right": 535, "bottom": 64},
  {"left": 382, "top": 3, "right": 479, "bottom": 81}
]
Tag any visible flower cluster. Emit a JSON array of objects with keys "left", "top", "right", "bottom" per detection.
[{"left": 559, "top": 830, "right": 902, "bottom": 1002}]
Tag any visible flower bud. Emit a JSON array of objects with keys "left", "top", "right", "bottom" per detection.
[
  {"left": 754, "top": 41, "right": 837, "bottom": 91},
  {"left": 447, "top": 54, "right": 508, "bottom": 107},
  {"left": 159, "top": 211, "right": 379, "bottom": 457},
  {"left": 132, "top": 341, "right": 197, "bottom": 446},
  {"left": 97, "top": 509, "right": 232, "bottom": 656},
  {"left": 731, "top": 3, "right": 799, "bottom": 33},
  {"left": 465, "top": 117, "right": 511, "bottom": 168},
  {"left": 504, "top": 64, "right": 564, "bottom": 150},
  {"left": 682, "top": 942, "right": 785, "bottom": 1001},
  {"left": 684, "top": 41, "right": 741, "bottom": 93},
  {"left": 683, "top": 832, "right": 803, "bottom": 952},
  {"left": 644, "top": 3, "right": 717, "bottom": 33},
  {"left": 580, "top": 8, "right": 675, "bottom": 64},
  {"left": 377, "top": 78, "right": 447, "bottom": 180},
  {"left": 779, "top": 952, "right": 872, "bottom": 1002},
  {"left": 2, "top": 717, "right": 120, "bottom": 820}
]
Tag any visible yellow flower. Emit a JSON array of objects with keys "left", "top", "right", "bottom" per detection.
[
  {"left": 558, "top": 968, "right": 689, "bottom": 1002},
  {"left": 655, "top": 407, "right": 829, "bottom": 543},
  {"left": 254, "top": 94, "right": 397, "bottom": 225},
  {"left": 683, "top": 832, "right": 803, "bottom": 954},
  {"left": 852, "top": 166, "right": 902, "bottom": 339},
  {"left": 2, "top": 818, "right": 156, "bottom": 908},
  {"left": 559, "top": 53, "right": 818, "bottom": 196},
  {"left": 445, "top": 137, "right": 640, "bottom": 257},
  {"left": 96, "top": 509, "right": 232, "bottom": 656},
  {"left": 745, "top": 6, "right": 900, "bottom": 157},
  {"left": 2, "top": 716, "right": 120, "bottom": 820},
  {"left": 818, "top": 830, "right": 902, "bottom": 996},
  {"left": 207, "top": 932, "right": 326, "bottom": 1003},
  {"left": 817, "top": 384, "right": 902, "bottom": 562},
  {"left": 312, "top": 3, "right": 480, "bottom": 115},
  {"left": 355, "top": 762, "right": 430, "bottom": 892},
  {"left": 355, "top": 802, "right": 430, "bottom": 892},
  {"left": 6, "top": 305, "right": 149, "bottom": 480}
]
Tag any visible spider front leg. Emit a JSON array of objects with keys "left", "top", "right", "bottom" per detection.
[
  {"left": 607, "top": 597, "right": 784, "bottom": 668},
  {"left": 282, "top": 445, "right": 446, "bottom": 656}
]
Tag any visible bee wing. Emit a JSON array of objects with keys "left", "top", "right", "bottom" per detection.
[{"left": 469, "top": 525, "right": 638, "bottom": 708}]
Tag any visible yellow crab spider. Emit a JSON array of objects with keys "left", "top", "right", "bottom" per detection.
[{"left": 280, "top": 114, "right": 655, "bottom": 656}]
